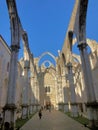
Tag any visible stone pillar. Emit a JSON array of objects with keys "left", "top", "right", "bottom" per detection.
[
  {"left": 35, "top": 80, "right": 39, "bottom": 111},
  {"left": 63, "top": 82, "right": 70, "bottom": 113},
  {"left": 78, "top": 41, "right": 98, "bottom": 127},
  {"left": 58, "top": 82, "right": 63, "bottom": 103},
  {"left": 31, "top": 77, "right": 36, "bottom": 112},
  {"left": 29, "top": 91, "right": 33, "bottom": 115},
  {"left": 57, "top": 76, "right": 64, "bottom": 110},
  {"left": 4, "top": 0, "right": 21, "bottom": 129},
  {"left": 22, "top": 60, "right": 30, "bottom": 119},
  {"left": 29, "top": 105, "right": 33, "bottom": 115},
  {"left": 3, "top": 45, "right": 19, "bottom": 130},
  {"left": 67, "top": 62, "right": 78, "bottom": 117},
  {"left": 61, "top": 74, "right": 65, "bottom": 103},
  {"left": 32, "top": 77, "right": 38, "bottom": 111},
  {"left": 31, "top": 77, "right": 37, "bottom": 112},
  {"left": 39, "top": 73, "right": 45, "bottom": 107},
  {"left": 28, "top": 80, "right": 32, "bottom": 115},
  {"left": 29, "top": 78, "right": 33, "bottom": 115},
  {"left": 63, "top": 65, "right": 70, "bottom": 112},
  {"left": 55, "top": 78, "right": 59, "bottom": 110},
  {"left": 61, "top": 69, "right": 69, "bottom": 112}
]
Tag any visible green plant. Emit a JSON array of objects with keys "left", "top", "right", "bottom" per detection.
[
  {"left": 16, "top": 112, "right": 36, "bottom": 129},
  {"left": 65, "top": 112, "right": 89, "bottom": 125}
]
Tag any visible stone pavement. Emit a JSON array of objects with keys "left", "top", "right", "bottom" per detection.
[{"left": 20, "top": 110, "right": 89, "bottom": 130}]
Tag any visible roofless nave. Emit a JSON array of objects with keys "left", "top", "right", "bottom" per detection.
[{"left": 0, "top": 0, "right": 98, "bottom": 130}]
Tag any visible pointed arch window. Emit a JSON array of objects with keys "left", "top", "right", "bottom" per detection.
[{"left": 45, "top": 86, "right": 50, "bottom": 93}]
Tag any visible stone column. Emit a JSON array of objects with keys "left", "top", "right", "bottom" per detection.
[
  {"left": 34, "top": 79, "right": 39, "bottom": 111},
  {"left": 28, "top": 80, "right": 33, "bottom": 115},
  {"left": 55, "top": 65, "right": 60, "bottom": 110},
  {"left": 33, "top": 78, "right": 38, "bottom": 111},
  {"left": 22, "top": 60, "right": 30, "bottom": 119},
  {"left": 61, "top": 67, "right": 69, "bottom": 112},
  {"left": 63, "top": 65, "right": 70, "bottom": 112},
  {"left": 31, "top": 76, "right": 37, "bottom": 112},
  {"left": 4, "top": 1, "right": 20, "bottom": 130},
  {"left": 63, "top": 82, "right": 69, "bottom": 112},
  {"left": 78, "top": 41, "right": 98, "bottom": 127},
  {"left": 58, "top": 82, "right": 63, "bottom": 102},
  {"left": 55, "top": 78, "right": 59, "bottom": 110},
  {"left": 3, "top": 0, "right": 20, "bottom": 128},
  {"left": 3, "top": 45, "right": 19, "bottom": 130},
  {"left": 29, "top": 77, "right": 33, "bottom": 115},
  {"left": 67, "top": 62, "right": 78, "bottom": 117},
  {"left": 57, "top": 76, "right": 64, "bottom": 110},
  {"left": 39, "top": 73, "right": 44, "bottom": 107}
]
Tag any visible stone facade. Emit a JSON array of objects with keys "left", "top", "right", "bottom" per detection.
[
  {"left": 33, "top": 52, "right": 58, "bottom": 109},
  {"left": 0, "top": 35, "right": 98, "bottom": 114},
  {"left": 0, "top": 35, "right": 98, "bottom": 127}
]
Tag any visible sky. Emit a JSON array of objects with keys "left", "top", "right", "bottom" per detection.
[{"left": 0, "top": 0, "right": 98, "bottom": 61}]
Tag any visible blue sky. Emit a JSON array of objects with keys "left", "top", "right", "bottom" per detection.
[{"left": 0, "top": 0, "right": 98, "bottom": 59}]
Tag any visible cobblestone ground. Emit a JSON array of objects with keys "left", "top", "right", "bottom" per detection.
[{"left": 20, "top": 110, "right": 89, "bottom": 130}]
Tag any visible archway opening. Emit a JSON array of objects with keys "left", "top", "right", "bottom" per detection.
[{"left": 38, "top": 52, "right": 56, "bottom": 67}]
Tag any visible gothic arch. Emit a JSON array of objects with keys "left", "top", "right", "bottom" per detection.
[
  {"left": 39, "top": 52, "right": 56, "bottom": 61},
  {"left": 38, "top": 52, "right": 56, "bottom": 66},
  {"left": 41, "top": 60, "right": 54, "bottom": 68}
]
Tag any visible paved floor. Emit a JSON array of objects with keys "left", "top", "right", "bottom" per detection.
[{"left": 20, "top": 110, "right": 89, "bottom": 130}]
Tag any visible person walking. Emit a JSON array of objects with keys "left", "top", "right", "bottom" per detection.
[{"left": 38, "top": 109, "right": 42, "bottom": 119}]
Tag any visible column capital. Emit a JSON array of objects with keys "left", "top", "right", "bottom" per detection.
[
  {"left": 67, "top": 62, "right": 72, "bottom": 69},
  {"left": 21, "top": 104, "right": 29, "bottom": 108},
  {"left": 11, "top": 44, "right": 20, "bottom": 52},
  {"left": 70, "top": 102, "right": 78, "bottom": 105},
  {"left": 85, "top": 101, "right": 98, "bottom": 108},
  {"left": 3, "top": 104, "right": 17, "bottom": 110},
  {"left": 24, "top": 66, "right": 30, "bottom": 69},
  {"left": 77, "top": 41, "right": 88, "bottom": 50}
]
